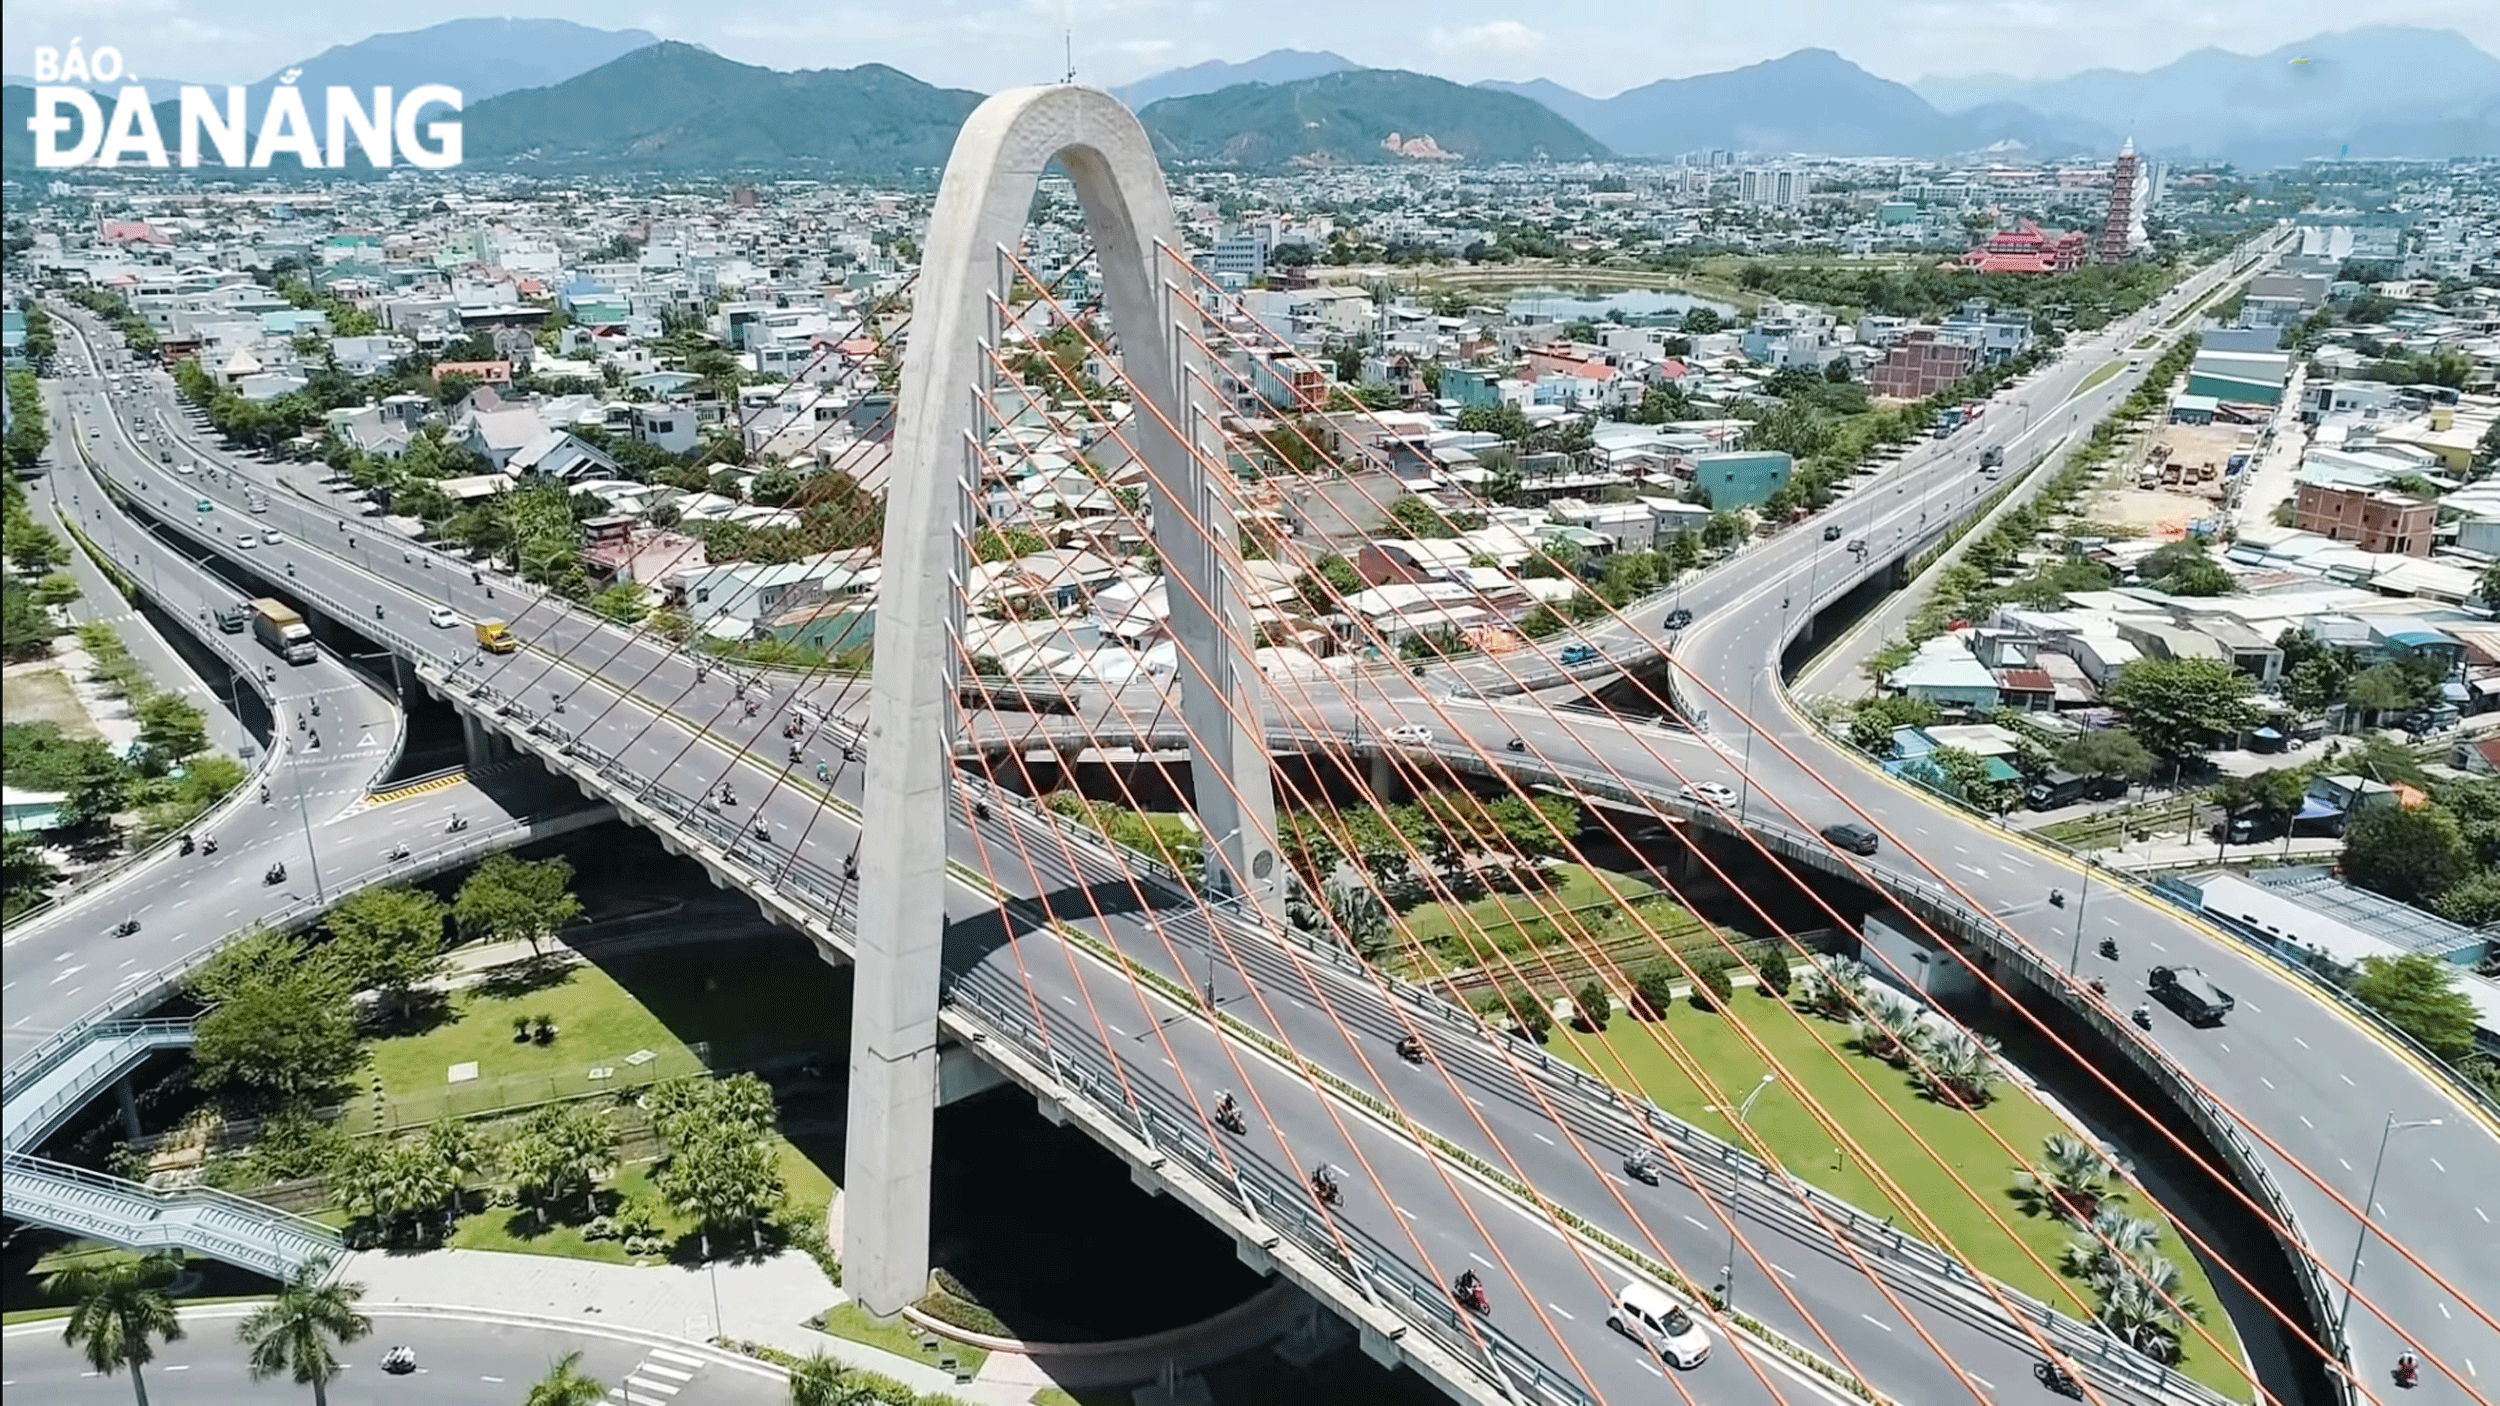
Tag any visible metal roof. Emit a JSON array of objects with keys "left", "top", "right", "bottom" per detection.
[{"left": 2245, "top": 866, "right": 2481, "bottom": 957}]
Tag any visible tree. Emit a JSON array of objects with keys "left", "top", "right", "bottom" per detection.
[
  {"left": 333, "top": 1135, "right": 460, "bottom": 1242},
  {"left": 3, "top": 828, "right": 59, "bottom": 917},
  {"left": 1921, "top": 1028, "right": 2003, "bottom": 1109},
  {"left": 1629, "top": 964, "right": 1677, "bottom": 1020},
  {"left": 1574, "top": 980, "right": 1612, "bottom": 1031},
  {"left": 2058, "top": 730, "right": 2154, "bottom": 786},
  {"left": 661, "top": 1124, "right": 785, "bottom": 1246},
  {"left": 2136, "top": 540, "right": 2234, "bottom": 597},
  {"left": 453, "top": 853, "right": 582, "bottom": 956},
  {"left": 503, "top": 1103, "right": 615, "bottom": 1221},
  {"left": 1324, "top": 878, "right": 1393, "bottom": 961},
  {"left": 526, "top": 1351, "right": 609, "bottom": 1406},
  {"left": 189, "top": 931, "right": 362, "bottom": 1106},
  {"left": 2102, "top": 657, "right": 2261, "bottom": 768},
  {"left": 1689, "top": 956, "right": 1735, "bottom": 1010},
  {"left": 2341, "top": 804, "right": 2470, "bottom": 908},
  {"left": 1847, "top": 696, "right": 1939, "bottom": 756},
  {"left": 1700, "top": 511, "right": 1745, "bottom": 552},
  {"left": 324, "top": 885, "right": 448, "bottom": 1025},
  {"left": 2348, "top": 952, "right": 2479, "bottom": 1061},
  {"left": 787, "top": 1351, "right": 880, "bottom": 1406},
  {"left": 46, "top": 1250, "right": 187, "bottom": 1406},
  {"left": 1925, "top": 745, "right": 2020, "bottom": 814},
  {"left": 2478, "top": 561, "right": 2500, "bottom": 609},
  {"left": 2014, "top": 1132, "right": 2120, "bottom": 1225},
  {"left": 235, "top": 1255, "right": 370, "bottom": 1406},
  {"left": 2344, "top": 662, "right": 2430, "bottom": 719}
]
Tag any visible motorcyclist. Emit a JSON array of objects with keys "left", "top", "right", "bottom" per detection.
[
  {"left": 1215, "top": 1091, "right": 1243, "bottom": 1129},
  {"left": 1506, "top": 736, "right": 1525, "bottom": 752},
  {"left": 1456, "top": 1269, "right": 1486, "bottom": 1309},
  {"left": 2098, "top": 937, "right": 2119, "bottom": 961},
  {"left": 202, "top": 835, "right": 218, "bottom": 854},
  {"left": 2132, "top": 1003, "right": 2152, "bottom": 1028},
  {"left": 1396, "top": 1033, "right": 1426, "bottom": 1062},
  {"left": 179, "top": 833, "right": 194, "bottom": 854},
  {"left": 1311, "top": 1166, "right": 1337, "bottom": 1202},
  {"left": 842, "top": 853, "right": 859, "bottom": 881},
  {"left": 448, "top": 812, "right": 467, "bottom": 832},
  {"left": 2396, "top": 1352, "right": 2419, "bottom": 1387},
  {"left": 816, "top": 761, "right": 831, "bottom": 783}
]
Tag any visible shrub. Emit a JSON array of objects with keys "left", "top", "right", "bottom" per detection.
[
  {"left": 1690, "top": 957, "right": 1734, "bottom": 1011},
  {"left": 1754, "top": 945, "right": 1793, "bottom": 996},
  {"left": 916, "top": 1285, "right": 1007, "bottom": 1337},
  {"left": 1574, "top": 979, "right": 1612, "bottom": 1031},
  {"left": 1629, "top": 965, "right": 1677, "bottom": 1020}
]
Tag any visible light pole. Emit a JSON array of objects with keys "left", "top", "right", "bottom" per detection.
[
  {"left": 1720, "top": 1073, "right": 1778, "bottom": 1310},
  {"left": 2338, "top": 1114, "right": 2440, "bottom": 1342},
  {"left": 287, "top": 738, "right": 329, "bottom": 905},
  {"left": 2061, "top": 863, "right": 2095, "bottom": 973}
]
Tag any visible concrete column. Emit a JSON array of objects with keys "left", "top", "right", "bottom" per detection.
[
  {"left": 849, "top": 84, "right": 1285, "bottom": 1316},
  {"left": 1368, "top": 750, "right": 1398, "bottom": 803},
  {"left": 460, "top": 712, "right": 507, "bottom": 770},
  {"left": 114, "top": 1074, "right": 141, "bottom": 1141}
]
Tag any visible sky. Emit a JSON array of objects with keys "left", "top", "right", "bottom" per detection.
[{"left": 7, "top": 0, "right": 2498, "bottom": 96}]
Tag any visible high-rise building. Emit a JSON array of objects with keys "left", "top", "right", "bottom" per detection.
[
  {"left": 1739, "top": 166, "right": 1807, "bottom": 208},
  {"left": 2097, "top": 139, "right": 2150, "bottom": 264}
]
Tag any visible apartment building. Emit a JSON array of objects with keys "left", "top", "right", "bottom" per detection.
[
  {"left": 2293, "top": 482, "right": 2437, "bottom": 556},
  {"left": 1868, "top": 331, "right": 1977, "bottom": 400}
]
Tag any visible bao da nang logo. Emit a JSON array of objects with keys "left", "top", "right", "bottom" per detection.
[{"left": 27, "top": 42, "right": 464, "bottom": 169}]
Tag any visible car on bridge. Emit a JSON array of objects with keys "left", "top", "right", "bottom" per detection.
[
  {"left": 233, "top": 534, "right": 260, "bottom": 550},
  {"left": 1680, "top": 781, "right": 1738, "bottom": 808},
  {"left": 428, "top": 606, "right": 461, "bottom": 629},
  {"left": 1385, "top": 723, "right": 1435, "bottom": 747},
  {"left": 1608, "top": 1280, "right": 1711, "bottom": 1368},
  {"left": 2150, "top": 965, "right": 2235, "bottom": 1026},
  {"left": 1822, "top": 523, "right": 1843, "bottom": 541},
  {"left": 1820, "top": 821, "right": 1880, "bottom": 855},
  {"left": 1662, "top": 608, "right": 1693, "bottom": 631},
  {"left": 1559, "top": 643, "right": 1602, "bottom": 667}
]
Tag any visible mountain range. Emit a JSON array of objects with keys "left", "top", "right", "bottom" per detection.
[
  {"left": 2, "top": 18, "right": 656, "bottom": 107},
  {"left": 5, "top": 20, "right": 2495, "bottom": 175}
]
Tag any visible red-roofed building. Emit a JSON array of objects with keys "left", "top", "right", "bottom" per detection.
[
  {"left": 1994, "top": 667, "right": 2056, "bottom": 712},
  {"left": 1960, "top": 220, "right": 2089, "bottom": 274},
  {"left": 100, "top": 220, "right": 172, "bottom": 247}
]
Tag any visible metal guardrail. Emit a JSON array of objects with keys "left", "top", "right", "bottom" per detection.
[
  {"left": 1, "top": 1149, "right": 341, "bottom": 1282},
  {"left": 2, "top": 1019, "right": 198, "bottom": 1153}
]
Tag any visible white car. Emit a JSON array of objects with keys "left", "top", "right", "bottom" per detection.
[
  {"left": 1609, "top": 1282, "right": 1711, "bottom": 1368},
  {"left": 172, "top": 461, "right": 195, "bottom": 476},
  {"left": 1680, "top": 781, "right": 1739, "bottom": 808},
  {"left": 1385, "top": 724, "right": 1435, "bottom": 747},
  {"left": 232, "top": 534, "right": 259, "bottom": 550},
  {"left": 427, "top": 606, "right": 460, "bottom": 629},
  {"left": 260, "top": 528, "right": 285, "bottom": 544}
]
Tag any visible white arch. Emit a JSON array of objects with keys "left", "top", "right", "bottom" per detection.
[{"left": 847, "top": 84, "right": 1282, "bottom": 1313}]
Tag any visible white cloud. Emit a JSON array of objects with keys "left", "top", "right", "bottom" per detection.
[{"left": 1426, "top": 19, "right": 1548, "bottom": 58}]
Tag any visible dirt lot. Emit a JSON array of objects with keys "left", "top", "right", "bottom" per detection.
[
  {"left": 1, "top": 664, "right": 100, "bottom": 736},
  {"left": 2079, "top": 420, "right": 2254, "bottom": 538}
]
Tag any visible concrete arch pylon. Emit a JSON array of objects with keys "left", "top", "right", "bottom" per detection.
[{"left": 846, "top": 84, "right": 1284, "bottom": 1314}]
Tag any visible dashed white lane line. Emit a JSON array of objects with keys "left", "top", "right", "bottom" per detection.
[
  {"left": 2258, "top": 1075, "right": 2273, "bottom": 1089},
  {"left": 49, "top": 964, "right": 85, "bottom": 984},
  {"left": 1860, "top": 1314, "right": 1894, "bottom": 1332},
  {"left": 1395, "top": 1204, "right": 1415, "bottom": 1220},
  {"left": 2294, "top": 1035, "right": 2310, "bottom": 1049},
  {"left": 1533, "top": 1132, "right": 1556, "bottom": 1146},
  {"left": 165, "top": 1365, "right": 190, "bottom": 1372},
  {"left": 2299, "top": 1115, "right": 2314, "bottom": 1129},
  {"left": 481, "top": 1377, "right": 504, "bottom": 1384},
  {"left": 2340, "top": 1073, "right": 2355, "bottom": 1086},
  {"left": 1469, "top": 1252, "right": 1494, "bottom": 1269},
  {"left": 2339, "top": 1158, "right": 2353, "bottom": 1172},
  {"left": 2430, "top": 1157, "right": 2446, "bottom": 1174},
  {"left": 1548, "top": 1302, "right": 1575, "bottom": 1319}
]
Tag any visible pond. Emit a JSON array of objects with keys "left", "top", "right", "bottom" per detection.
[{"left": 1501, "top": 287, "right": 1736, "bottom": 323}]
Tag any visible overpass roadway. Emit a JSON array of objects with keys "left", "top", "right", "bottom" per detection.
[
  {"left": 26, "top": 312, "right": 2252, "bottom": 1406},
  {"left": 1404, "top": 236, "right": 2500, "bottom": 1401}
]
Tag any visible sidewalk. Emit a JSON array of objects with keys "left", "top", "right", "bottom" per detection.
[
  {"left": 338, "top": 1246, "right": 1033, "bottom": 1405},
  {"left": 2091, "top": 833, "right": 2345, "bottom": 875}
]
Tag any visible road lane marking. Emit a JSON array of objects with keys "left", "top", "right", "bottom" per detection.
[
  {"left": 1533, "top": 1132, "right": 1556, "bottom": 1146},
  {"left": 2258, "top": 1075, "right": 2271, "bottom": 1089},
  {"left": 1860, "top": 1314, "right": 1894, "bottom": 1332},
  {"left": 1684, "top": 1215, "right": 1708, "bottom": 1230},
  {"left": 49, "top": 965, "right": 85, "bottom": 984},
  {"left": 2340, "top": 1073, "right": 2355, "bottom": 1086},
  {"left": 1395, "top": 1205, "right": 1415, "bottom": 1220},
  {"left": 2294, "top": 1036, "right": 2310, "bottom": 1049},
  {"left": 1548, "top": 1303, "right": 1574, "bottom": 1319},
  {"left": 2430, "top": 1157, "right": 2445, "bottom": 1174},
  {"left": 2299, "top": 1115, "right": 2314, "bottom": 1128},
  {"left": 1470, "top": 1252, "right": 1494, "bottom": 1269}
]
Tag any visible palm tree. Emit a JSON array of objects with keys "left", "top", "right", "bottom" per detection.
[
  {"left": 1849, "top": 987, "right": 1927, "bottom": 1066},
  {"left": 44, "top": 1249, "right": 186, "bottom": 1406},
  {"left": 2016, "top": 1132, "right": 2121, "bottom": 1225},
  {"left": 526, "top": 1350, "right": 608, "bottom": 1406},
  {"left": 1920, "top": 1028, "right": 2004, "bottom": 1109},
  {"left": 787, "top": 1349, "right": 879, "bottom": 1406},
  {"left": 236, "top": 1255, "right": 371, "bottom": 1406},
  {"left": 2061, "top": 1208, "right": 2163, "bottom": 1288},
  {"left": 1796, "top": 954, "right": 1870, "bottom": 1021}
]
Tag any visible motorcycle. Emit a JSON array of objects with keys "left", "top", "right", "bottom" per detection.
[
  {"left": 2033, "top": 1360, "right": 2083, "bottom": 1400},
  {"left": 788, "top": 742, "right": 803, "bottom": 763},
  {"left": 1506, "top": 737, "right": 1525, "bottom": 753},
  {"left": 2097, "top": 937, "right": 2119, "bottom": 961},
  {"left": 1455, "top": 1275, "right": 1491, "bottom": 1316},
  {"left": 178, "top": 834, "right": 195, "bottom": 855},
  {"left": 842, "top": 854, "right": 859, "bottom": 881},
  {"left": 387, "top": 843, "right": 410, "bottom": 861},
  {"left": 448, "top": 815, "right": 468, "bottom": 833},
  {"left": 382, "top": 1345, "right": 416, "bottom": 1375},
  {"left": 816, "top": 762, "right": 831, "bottom": 783},
  {"left": 1214, "top": 1094, "right": 1247, "bottom": 1135},
  {"left": 1310, "top": 1166, "right": 1343, "bottom": 1207},
  {"left": 2131, "top": 1005, "right": 2153, "bottom": 1031},
  {"left": 114, "top": 919, "right": 140, "bottom": 938},
  {"left": 1623, "top": 1151, "right": 1661, "bottom": 1185},
  {"left": 1396, "top": 1036, "right": 1426, "bottom": 1064},
  {"left": 264, "top": 864, "right": 287, "bottom": 885},
  {"left": 203, "top": 836, "right": 218, "bottom": 854},
  {"left": 2396, "top": 1353, "right": 2420, "bottom": 1389}
]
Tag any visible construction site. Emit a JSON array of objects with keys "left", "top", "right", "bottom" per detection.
[{"left": 2080, "top": 409, "right": 2267, "bottom": 540}]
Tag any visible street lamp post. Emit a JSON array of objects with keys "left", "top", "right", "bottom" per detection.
[
  {"left": 2338, "top": 1114, "right": 2441, "bottom": 1343},
  {"left": 288, "top": 739, "right": 329, "bottom": 905},
  {"left": 1721, "top": 1073, "right": 1778, "bottom": 1310},
  {"left": 2063, "top": 863, "right": 2095, "bottom": 973}
]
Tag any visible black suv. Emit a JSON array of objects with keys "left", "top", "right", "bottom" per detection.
[
  {"left": 1820, "top": 822, "right": 1879, "bottom": 855},
  {"left": 1822, "top": 523, "right": 1843, "bottom": 541},
  {"left": 1662, "top": 608, "right": 1694, "bottom": 631}
]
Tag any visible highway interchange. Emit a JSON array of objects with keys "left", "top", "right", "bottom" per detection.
[{"left": 8, "top": 234, "right": 2495, "bottom": 1406}]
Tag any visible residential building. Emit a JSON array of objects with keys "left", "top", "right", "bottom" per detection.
[
  {"left": 1691, "top": 451, "right": 1793, "bottom": 511},
  {"left": 1868, "top": 331, "right": 1976, "bottom": 401},
  {"left": 2293, "top": 483, "right": 2436, "bottom": 556}
]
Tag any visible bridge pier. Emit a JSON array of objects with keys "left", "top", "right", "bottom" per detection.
[
  {"left": 847, "top": 84, "right": 1286, "bottom": 1317},
  {"left": 460, "top": 712, "right": 511, "bottom": 770},
  {"left": 1367, "top": 750, "right": 1400, "bottom": 803},
  {"left": 113, "top": 1074, "right": 141, "bottom": 1141}
]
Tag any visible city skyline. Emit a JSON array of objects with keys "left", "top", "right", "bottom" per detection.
[{"left": 3, "top": 0, "right": 2496, "bottom": 105}]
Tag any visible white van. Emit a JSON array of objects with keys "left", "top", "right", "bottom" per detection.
[{"left": 1607, "top": 1281, "right": 1712, "bottom": 1368}]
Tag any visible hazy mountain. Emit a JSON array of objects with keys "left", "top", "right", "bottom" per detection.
[
  {"left": 6, "top": 19, "right": 656, "bottom": 109},
  {"left": 1483, "top": 50, "right": 2099, "bottom": 158},
  {"left": 459, "top": 42, "right": 982, "bottom": 170},
  {"left": 1912, "top": 73, "right": 2037, "bottom": 114},
  {"left": 1137, "top": 69, "right": 1607, "bottom": 166},
  {"left": 2, "top": 75, "right": 210, "bottom": 105},
  {"left": 1925, "top": 26, "right": 2500, "bottom": 156},
  {"left": 1113, "top": 49, "right": 1360, "bottom": 110}
]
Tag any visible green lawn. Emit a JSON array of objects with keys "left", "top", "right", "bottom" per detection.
[
  {"left": 1390, "top": 865, "right": 1691, "bottom": 976},
  {"left": 2077, "top": 361, "right": 2127, "bottom": 395},
  {"left": 361, "top": 938, "right": 853, "bottom": 1125},
  {"left": 813, "top": 1303, "right": 988, "bottom": 1379},
  {"left": 1553, "top": 994, "right": 2251, "bottom": 1399},
  {"left": 448, "top": 1139, "right": 831, "bottom": 1265}
]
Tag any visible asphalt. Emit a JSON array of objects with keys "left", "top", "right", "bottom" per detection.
[
  {"left": 0, "top": 1306, "right": 789, "bottom": 1405},
  {"left": 17, "top": 245, "right": 2497, "bottom": 1406}
]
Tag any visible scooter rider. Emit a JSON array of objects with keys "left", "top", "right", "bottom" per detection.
[
  {"left": 2396, "top": 1352, "right": 2419, "bottom": 1388},
  {"left": 1456, "top": 1268, "right": 1486, "bottom": 1309},
  {"left": 2132, "top": 1002, "right": 2153, "bottom": 1029},
  {"left": 1396, "top": 1032, "right": 1426, "bottom": 1062}
]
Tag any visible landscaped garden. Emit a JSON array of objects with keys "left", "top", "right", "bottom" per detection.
[{"left": 1551, "top": 957, "right": 2250, "bottom": 1399}]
